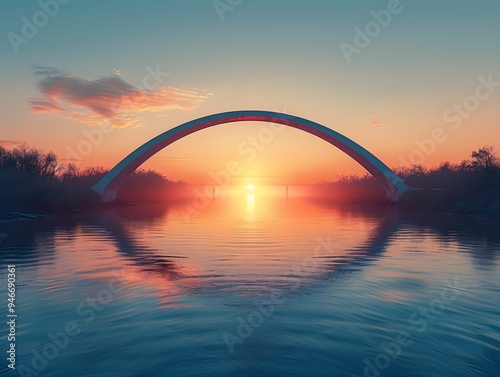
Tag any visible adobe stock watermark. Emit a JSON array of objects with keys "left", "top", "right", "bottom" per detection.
[
  {"left": 64, "top": 65, "right": 170, "bottom": 166},
  {"left": 350, "top": 278, "right": 462, "bottom": 377},
  {"left": 213, "top": 0, "right": 243, "bottom": 22},
  {"left": 399, "top": 74, "right": 499, "bottom": 167},
  {"left": 7, "top": 0, "right": 71, "bottom": 54},
  {"left": 178, "top": 108, "right": 290, "bottom": 223},
  {"left": 223, "top": 235, "right": 340, "bottom": 354},
  {"left": 16, "top": 268, "right": 129, "bottom": 377},
  {"left": 340, "top": 0, "right": 408, "bottom": 64}
]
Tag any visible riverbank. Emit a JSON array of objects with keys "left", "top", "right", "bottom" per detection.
[
  {"left": 0, "top": 185, "right": 196, "bottom": 222},
  {"left": 1, "top": 187, "right": 499, "bottom": 222},
  {"left": 400, "top": 188, "right": 500, "bottom": 220},
  {"left": 0, "top": 187, "right": 106, "bottom": 222}
]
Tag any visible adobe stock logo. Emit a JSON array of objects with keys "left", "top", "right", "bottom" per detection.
[
  {"left": 64, "top": 65, "right": 170, "bottom": 166},
  {"left": 223, "top": 235, "right": 341, "bottom": 354},
  {"left": 399, "top": 74, "right": 499, "bottom": 167},
  {"left": 213, "top": 0, "right": 243, "bottom": 22},
  {"left": 17, "top": 268, "right": 128, "bottom": 377},
  {"left": 340, "top": 0, "right": 408, "bottom": 64},
  {"left": 178, "top": 108, "right": 290, "bottom": 223},
  {"left": 7, "top": 0, "right": 71, "bottom": 54},
  {"left": 350, "top": 278, "right": 461, "bottom": 377}
]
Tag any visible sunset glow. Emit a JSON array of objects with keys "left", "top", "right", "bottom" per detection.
[
  {"left": 1, "top": 2, "right": 498, "bottom": 185},
  {"left": 1, "top": 2, "right": 499, "bottom": 377}
]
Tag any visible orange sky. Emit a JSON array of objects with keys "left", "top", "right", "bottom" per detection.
[{"left": 1, "top": 1, "right": 499, "bottom": 184}]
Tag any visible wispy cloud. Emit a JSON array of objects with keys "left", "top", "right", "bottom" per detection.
[
  {"left": 30, "top": 100, "right": 64, "bottom": 113},
  {"left": 371, "top": 121, "right": 381, "bottom": 128},
  {"left": 29, "top": 65, "right": 212, "bottom": 128},
  {"left": 151, "top": 156, "right": 214, "bottom": 162},
  {"left": 363, "top": 112, "right": 377, "bottom": 119},
  {"left": 0, "top": 140, "right": 26, "bottom": 147}
]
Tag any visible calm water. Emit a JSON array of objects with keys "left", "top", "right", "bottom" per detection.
[{"left": 1, "top": 194, "right": 499, "bottom": 377}]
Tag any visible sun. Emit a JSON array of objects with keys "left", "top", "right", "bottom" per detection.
[{"left": 246, "top": 184, "right": 255, "bottom": 191}]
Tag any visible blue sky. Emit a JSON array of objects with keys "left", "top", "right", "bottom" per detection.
[{"left": 1, "top": 0, "right": 499, "bottom": 183}]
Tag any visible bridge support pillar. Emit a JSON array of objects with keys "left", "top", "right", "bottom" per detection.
[{"left": 93, "top": 189, "right": 117, "bottom": 202}]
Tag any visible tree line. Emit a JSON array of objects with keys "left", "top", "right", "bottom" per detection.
[
  {"left": 1, "top": 144, "right": 499, "bottom": 192},
  {"left": 315, "top": 145, "right": 500, "bottom": 201},
  {"left": 0, "top": 145, "right": 183, "bottom": 190}
]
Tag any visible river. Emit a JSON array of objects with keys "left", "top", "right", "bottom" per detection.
[{"left": 1, "top": 193, "right": 499, "bottom": 377}]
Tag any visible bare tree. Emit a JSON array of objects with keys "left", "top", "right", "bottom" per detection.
[
  {"left": 470, "top": 145, "right": 499, "bottom": 171},
  {"left": 0, "top": 145, "right": 61, "bottom": 181}
]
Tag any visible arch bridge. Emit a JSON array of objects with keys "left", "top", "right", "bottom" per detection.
[{"left": 92, "top": 111, "right": 411, "bottom": 202}]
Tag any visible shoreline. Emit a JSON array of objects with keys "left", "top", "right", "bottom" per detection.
[{"left": 1, "top": 187, "right": 499, "bottom": 223}]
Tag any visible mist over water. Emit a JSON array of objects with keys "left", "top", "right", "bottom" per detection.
[{"left": 1, "top": 193, "right": 499, "bottom": 377}]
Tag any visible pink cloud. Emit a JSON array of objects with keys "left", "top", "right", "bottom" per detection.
[
  {"left": 0, "top": 140, "right": 27, "bottom": 148},
  {"left": 29, "top": 66, "right": 212, "bottom": 128},
  {"left": 371, "top": 121, "right": 382, "bottom": 128},
  {"left": 30, "top": 100, "right": 64, "bottom": 114}
]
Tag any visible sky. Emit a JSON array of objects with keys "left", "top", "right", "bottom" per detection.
[{"left": 1, "top": 0, "right": 499, "bottom": 185}]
